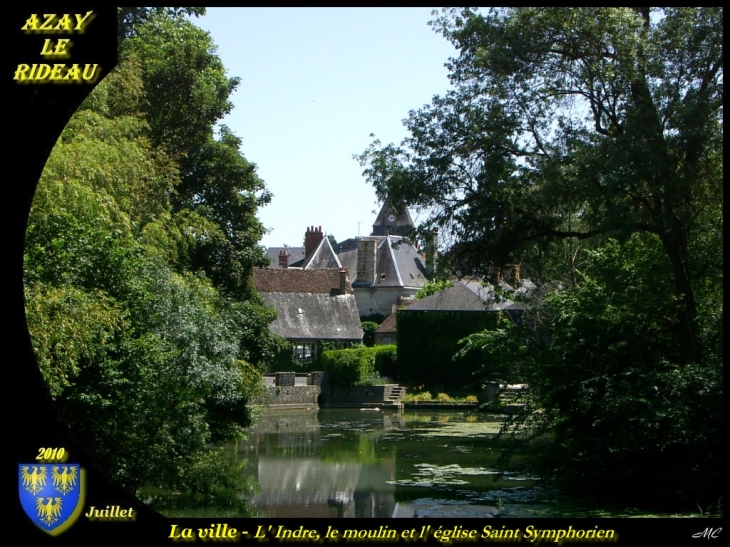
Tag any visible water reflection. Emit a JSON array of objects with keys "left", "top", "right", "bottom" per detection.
[{"left": 236, "top": 408, "right": 526, "bottom": 518}]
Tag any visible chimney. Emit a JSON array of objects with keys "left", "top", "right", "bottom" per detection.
[
  {"left": 356, "top": 238, "right": 377, "bottom": 285},
  {"left": 426, "top": 229, "right": 438, "bottom": 277},
  {"left": 339, "top": 268, "right": 348, "bottom": 295},
  {"left": 278, "top": 249, "right": 289, "bottom": 269},
  {"left": 304, "top": 225, "right": 324, "bottom": 258}
]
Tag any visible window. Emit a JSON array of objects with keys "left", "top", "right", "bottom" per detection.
[{"left": 293, "top": 342, "right": 315, "bottom": 361}]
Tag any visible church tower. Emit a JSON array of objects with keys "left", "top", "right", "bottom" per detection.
[{"left": 371, "top": 199, "right": 414, "bottom": 236}]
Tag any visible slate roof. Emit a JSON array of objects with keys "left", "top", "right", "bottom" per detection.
[
  {"left": 336, "top": 236, "right": 428, "bottom": 290},
  {"left": 290, "top": 237, "right": 342, "bottom": 270},
  {"left": 260, "top": 293, "right": 363, "bottom": 341},
  {"left": 407, "top": 281, "right": 529, "bottom": 312},
  {"left": 253, "top": 268, "right": 362, "bottom": 342},
  {"left": 371, "top": 200, "right": 415, "bottom": 237},
  {"left": 266, "top": 246, "right": 305, "bottom": 268}
]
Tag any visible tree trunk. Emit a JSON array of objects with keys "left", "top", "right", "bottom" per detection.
[{"left": 661, "top": 229, "right": 702, "bottom": 364}]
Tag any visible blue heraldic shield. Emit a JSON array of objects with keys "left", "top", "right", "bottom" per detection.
[{"left": 19, "top": 464, "right": 84, "bottom": 534}]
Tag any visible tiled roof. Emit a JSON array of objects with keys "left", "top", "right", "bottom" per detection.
[
  {"left": 374, "top": 299, "right": 415, "bottom": 334},
  {"left": 253, "top": 268, "right": 353, "bottom": 295}
]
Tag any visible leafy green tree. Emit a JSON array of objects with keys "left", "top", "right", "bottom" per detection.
[
  {"left": 117, "top": 7, "right": 206, "bottom": 49},
  {"left": 358, "top": 7, "right": 722, "bottom": 509},
  {"left": 454, "top": 313, "right": 532, "bottom": 387},
  {"left": 358, "top": 7, "right": 723, "bottom": 364},
  {"left": 24, "top": 14, "right": 278, "bottom": 499},
  {"left": 529, "top": 235, "right": 722, "bottom": 507},
  {"left": 121, "top": 14, "right": 235, "bottom": 161},
  {"left": 121, "top": 14, "right": 271, "bottom": 299},
  {"left": 414, "top": 279, "right": 454, "bottom": 300},
  {"left": 176, "top": 127, "right": 272, "bottom": 298}
]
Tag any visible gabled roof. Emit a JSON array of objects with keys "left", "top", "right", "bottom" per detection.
[
  {"left": 260, "top": 293, "right": 363, "bottom": 341},
  {"left": 290, "top": 236, "right": 342, "bottom": 270},
  {"left": 407, "top": 281, "right": 528, "bottom": 312},
  {"left": 253, "top": 268, "right": 353, "bottom": 295}
]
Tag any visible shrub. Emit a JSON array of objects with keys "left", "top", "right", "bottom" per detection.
[
  {"left": 321, "top": 346, "right": 400, "bottom": 387},
  {"left": 403, "top": 391, "right": 434, "bottom": 403},
  {"left": 320, "top": 348, "right": 376, "bottom": 387},
  {"left": 373, "top": 345, "right": 397, "bottom": 378},
  {"left": 361, "top": 321, "right": 379, "bottom": 347}
]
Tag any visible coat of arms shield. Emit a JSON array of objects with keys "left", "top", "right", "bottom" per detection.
[{"left": 19, "top": 464, "right": 85, "bottom": 535}]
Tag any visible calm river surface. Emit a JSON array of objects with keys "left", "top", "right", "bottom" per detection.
[{"left": 230, "top": 408, "right": 692, "bottom": 519}]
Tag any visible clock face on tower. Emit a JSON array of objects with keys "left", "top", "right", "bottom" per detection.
[{"left": 387, "top": 214, "right": 396, "bottom": 223}]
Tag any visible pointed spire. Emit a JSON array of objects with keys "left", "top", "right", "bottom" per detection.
[{"left": 371, "top": 198, "right": 414, "bottom": 236}]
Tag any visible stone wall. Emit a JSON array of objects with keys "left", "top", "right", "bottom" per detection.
[
  {"left": 320, "top": 385, "right": 405, "bottom": 409},
  {"left": 251, "top": 385, "right": 321, "bottom": 409},
  {"left": 250, "top": 372, "right": 403, "bottom": 409}
]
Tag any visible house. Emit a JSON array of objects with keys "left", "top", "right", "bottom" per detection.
[
  {"left": 266, "top": 226, "right": 341, "bottom": 270},
  {"left": 406, "top": 280, "right": 530, "bottom": 314},
  {"left": 266, "top": 246, "right": 305, "bottom": 269},
  {"left": 253, "top": 268, "right": 363, "bottom": 363},
  {"left": 334, "top": 201, "right": 434, "bottom": 317},
  {"left": 266, "top": 201, "right": 434, "bottom": 318}
]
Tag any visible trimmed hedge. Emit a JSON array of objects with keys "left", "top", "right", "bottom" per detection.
[{"left": 321, "top": 346, "right": 397, "bottom": 387}]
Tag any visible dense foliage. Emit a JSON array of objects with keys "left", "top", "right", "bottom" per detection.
[
  {"left": 24, "top": 12, "right": 277, "bottom": 496},
  {"left": 320, "top": 346, "right": 397, "bottom": 388},
  {"left": 396, "top": 310, "right": 498, "bottom": 389},
  {"left": 510, "top": 236, "right": 722, "bottom": 508},
  {"left": 361, "top": 321, "right": 380, "bottom": 347},
  {"left": 359, "top": 7, "right": 722, "bottom": 510},
  {"left": 373, "top": 345, "right": 398, "bottom": 379}
]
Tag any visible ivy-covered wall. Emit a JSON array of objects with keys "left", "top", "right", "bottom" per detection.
[{"left": 396, "top": 310, "right": 498, "bottom": 389}]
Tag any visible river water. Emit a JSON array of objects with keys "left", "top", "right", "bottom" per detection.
[{"left": 230, "top": 408, "right": 692, "bottom": 519}]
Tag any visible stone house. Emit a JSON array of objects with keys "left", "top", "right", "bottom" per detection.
[
  {"left": 266, "top": 201, "right": 435, "bottom": 318},
  {"left": 253, "top": 267, "right": 363, "bottom": 363},
  {"left": 334, "top": 201, "right": 434, "bottom": 317}
]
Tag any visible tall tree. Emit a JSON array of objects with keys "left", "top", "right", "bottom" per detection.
[
  {"left": 358, "top": 7, "right": 723, "bottom": 364},
  {"left": 122, "top": 13, "right": 271, "bottom": 298},
  {"left": 117, "top": 7, "right": 206, "bottom": 48},
  {"left": 24, "top": 14, "right": 277, "bottom": 500}
]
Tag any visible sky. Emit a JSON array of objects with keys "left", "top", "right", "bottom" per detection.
[{"left": 192, "top": 8, "right": 457, "bottom": 249}]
